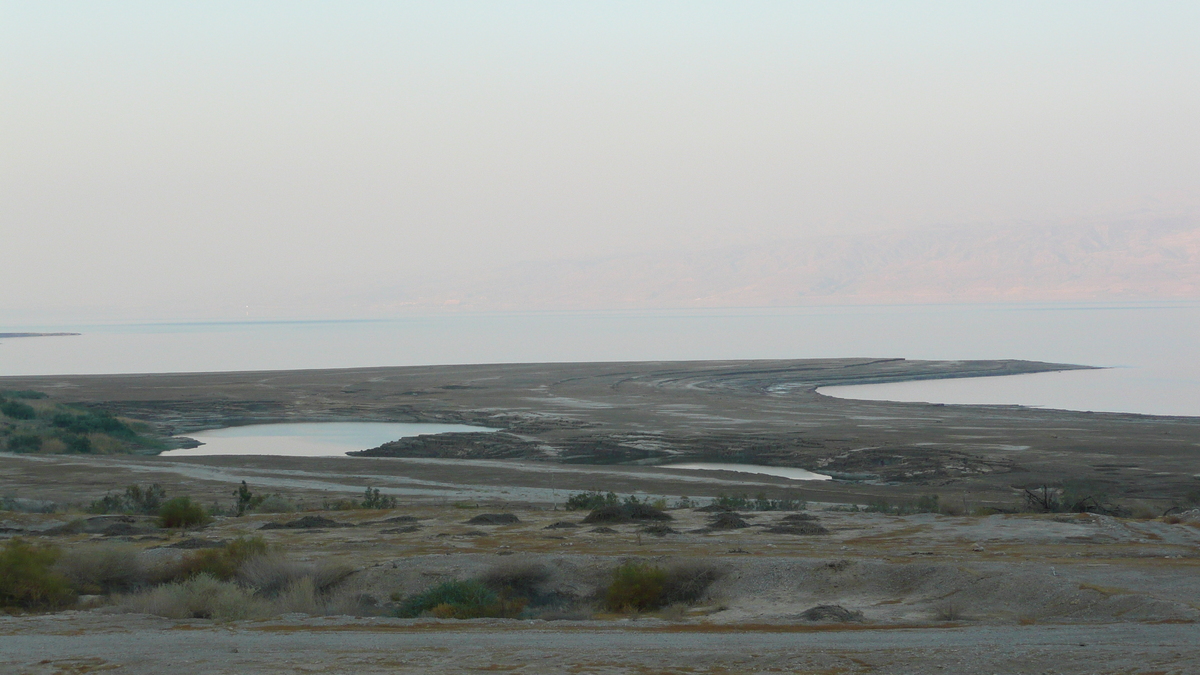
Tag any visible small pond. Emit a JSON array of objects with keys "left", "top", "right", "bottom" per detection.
[
  {"left": 664, "top": 462, "right": 831, "bottom": 481},
  {"left": 161, "top": 422, "right": 497, "bottom": 457}
]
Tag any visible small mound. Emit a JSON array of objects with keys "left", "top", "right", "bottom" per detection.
[
  {"left": 765, "top": 522, "right": 829, "bottom": 535},
  {"left": 160, "top": 538, "right": 227, "bottom": 549},
  {"left": 465, "top": 513, "right": 521, "bottom": 526},
  {"left": 589, "top": 527, "right": 618, "bottom": 534},
  {"left": 798, "top": 604, "right": 864, "bottom": 622},
  {"left": 781, "top": 513, "right": 817, "bottom": 522},
  {"left": 259, "top": 515, "right": 353, "bottom": 530},
  {"left": 379, "top": 515, "right": 419, "bottom": 524},
  {"left": 696, "top": 504, "right": 734, "bottom": 513},
  {"left": 582, "top": 504, "right": 672, "bottom": 524},
  {"left": 641, "top": 524, "right": 678, "bottom": 537},
  {"left": 544, "top": 521, "right": 579, "bottom": 529},
  {"left": 707, "top": 513, "right": 750, "bottom": 530},
  {"left": 101, "top": 523, "right": 152, "bottom": 537},
  {"left": 380, "top": 525, "right": 421, "bottom": 534}
]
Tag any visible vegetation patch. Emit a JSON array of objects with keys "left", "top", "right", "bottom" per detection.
[
  {"left": 394, "top": 579, "right": 526, "bottom": 619},
  {"left": 603, "top": 560, "right": 721, "bottom": 613},
  {"left": 711, "top": 493, "right": 806, "bottom": 512},
  {"left": 0, "top": 539, "right": 75, "bottom": 610},
  {"left": 89, "top": 484, "right": 167, "bottom": 515},
  {"left": 158, "top": 497, "right": 210, "bottom": 529},
  {"left": 583, "top": 501, "right": 671, "bottom": 524}
]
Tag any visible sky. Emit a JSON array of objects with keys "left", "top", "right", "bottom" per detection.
[{"left": 3, "top": 2, "right": 1199, "bottom": 322}]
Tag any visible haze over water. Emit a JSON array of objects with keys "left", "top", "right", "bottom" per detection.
[{"left": 3, "top": 301, "right": 1196, "bottom": 418}]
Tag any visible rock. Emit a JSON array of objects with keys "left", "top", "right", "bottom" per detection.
[
  {"left": 544, "top": 521, "right": 579, "bottom": 529},
  {"left": 589, "top": 527, "right": 618, "bottom": 534}
]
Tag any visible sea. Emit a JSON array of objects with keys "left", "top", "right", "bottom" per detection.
[{"left": 2, "top": 301, "right": 1197, "bottom": 418}]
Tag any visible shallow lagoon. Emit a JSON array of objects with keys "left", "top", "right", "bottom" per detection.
[
  {"left": 161, "top": 422, "right": 495, "bottom": 457},
  {"left": 665, "top": 462, "right": 831, "bottom": 481}
]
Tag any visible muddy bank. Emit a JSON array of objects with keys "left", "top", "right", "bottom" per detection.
[{"left": 3, "top": 358, "right": 1199, "bottom": 505}]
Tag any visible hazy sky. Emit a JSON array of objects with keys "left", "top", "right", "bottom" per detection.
[{"left": 3, "top": 2, "right": 1199, "bottom": 321}]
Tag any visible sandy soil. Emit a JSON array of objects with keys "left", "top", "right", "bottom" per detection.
[{"left": 4, "top": 503, "right": 1200, "bottom": 674}]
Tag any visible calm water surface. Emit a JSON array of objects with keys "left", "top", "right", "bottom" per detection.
[
  {"left": 161, "top": 422, "right": 495, "bottom": 457},
  {"left": 3, "top": 302, "right": 1197, "bottom": 417},
  {"left": 665, "top": 462, "right": 831, "bottom": 481}
]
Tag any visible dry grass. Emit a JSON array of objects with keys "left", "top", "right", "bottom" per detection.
[
  {"left": 54, "top": 544, "right": 143, "bottom": 594},
  {"left": 119, "top": 574, "right": 272, "bottom": 621}
]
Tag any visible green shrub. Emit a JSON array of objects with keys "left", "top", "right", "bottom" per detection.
[
  {"left": 2, "top": 390, "right": 47, "bottom": 400},
  {"left": 361, "top": 487, "right": 397, "bottom": 510},
  {"left": 864, "top": 495, "right": 945, "bottom": 515},
  {"left": 89, "top": 484, "right": 167, "bottom": 515},
  {"left": 565, "top": 491, "right": 620, "bottom": 511},
  {"left": 233, "top": 481, "right": 266, "bottom": 516},
  {"left": 715, "top": 492, "right": 806, "bottom": 512},
  {"left": 6, "top": 434, "right": 42, "bottom": 453},
  {"left": 158, "top": 496, "right": 209, "bottom": 529},
  {"left": 0, "top": 400, "right": 36, "bottom": 420},
  {"left": 605, "top": 562, "right": 667, "bottom": 612},
  {"left": 51, "top": 411, "right": 136, "bottom": 438},
  {"left": 0, "top": 539, "right": 75, "bottom": 610},
  {"left": 61, "top": 434, "right": 92, "bottom": 454},
  {"left": 395, "top": 579, "right": 526, "bottom": 619},
  {"left": 173, "top": 537, "right": 269, "bottom": 582}
]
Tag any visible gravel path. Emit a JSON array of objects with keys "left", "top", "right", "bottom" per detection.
[{"left": 5, "top": 614, "right": 1197, "bottom": 674}]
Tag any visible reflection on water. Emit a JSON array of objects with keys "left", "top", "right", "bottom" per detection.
[
  {"left": 818, "top": 365, "right": 1199, "bottom": 417},
  {"left": 161, "top": 422, "right": 496, "bottom": 457},
  {"left": 665, "top": 462, "right": 831, "bottom": 481}
]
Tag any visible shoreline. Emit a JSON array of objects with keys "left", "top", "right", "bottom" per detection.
[{"left": 3, "top": 357, "right": 1198, "bottom": 505}]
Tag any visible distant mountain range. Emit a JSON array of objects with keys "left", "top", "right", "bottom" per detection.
[{"left": 366, "top": 217, "right": 1200, "bottom": 311}]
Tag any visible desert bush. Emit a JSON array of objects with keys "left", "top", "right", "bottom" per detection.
[
  {"left": 482, "top": 562, "right": 550, "bottom": 599},
  {"left": 361, "top": 486, "right": 397, "bottom": 509},
  {"left": 661, "top": 562, "right": 721, "bottom": 605},
  {"left": 3, "top": 390, "right": 47, "bottom": 400},
  {"left": 0, "top": 399, "right": 37, "bottom": 420},
  {"left": 50, "top": 410, "right": 136, "bottom": 438},
  {"left": 254, "top": 494, "right": 297, "bottom": 513},
  {"left": 6, "top": 434, "right": 42, "bottom": 453},
  {"left": 61, "top": 434, "right": 92, "bottom": 454},
  {"left": 604, "top": 561, "right": 667, "bottom": 612},
  {"left": 172, "top": 537, "right": 269, "bottom": 582},
  {"left": 54, "top": 544, "right": 143, "bottom": 594},
  {"left": 583, "top": 503, "right": 672, "bottom": 524},
  {"left": 565, "top": 490, "right": 620, "bottom": 511},
  {"left": 238, "top": 552, "right": 351, "bottom": 598},
  {"left": 121, "top": 573, "right": 270, "bottom": 621},
  {"left": 89, "top": 484, "right": 167, "bottom": 515},
  {"left": 0, "top": 538, "right": 75, "bottom": 610},
  {"left": 715, "top": 492, "right": 805, "bottom": 512},
  {"left": 233, "top": 481, "right": 265, "bottom": 516},
  {"left": 158, "top": 496, "right": 209, "bottom": 529},
  {"left": 395, "top": 579, "right": 525, "bottom": 619},
  {"left": 864, "top": 495, "right": 946, "bottom": 516}
]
